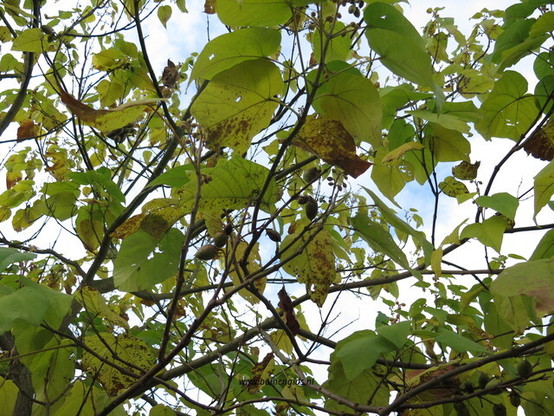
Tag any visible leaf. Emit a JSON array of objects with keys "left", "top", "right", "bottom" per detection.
[
  {"left": 58, "top": 85, "right": 163, "bottom": 133},
  {"left": 215, "top": 0, "right": 292, "bottom": 27},
  {"left": 0, "top": 377, "right": 18, "bottom": 416},
  {"left": 439, "top": 176, "right": 469, "bottom": 197},
  {"left": 376, "top": 321, "right": 411, "bottom": 348},
  {"left": 371, "top": 147, "right": 414, "bottom": 202},
  {"left": 311, "top": 21, "right": 351, "bottom": 63},
  {"left": 312, "top": 68, "right": 382, "bottom": 146},
  {"left": 113, "top": 228, "right": 185, "bottom": 292},
  {"left": 530, "top": 229, "right": 554, "bottom": 261},
  {"left": 191, "top": 59, "right": 282, "bottom": 154},
  {"left": 425, "top": 125, "right": 470, "bottom": 162},
  {"left": 381, "top": 142, "right": 425, "bottom": 164},
  {"left": 524, "top": 118, "right": 554, "bottom": 161},
  {"left": 147, "top": 164, "right": 193, "bottom": 188},
  {"left": 408, "top": 110, "right": 470, "bottom": 133},
  {"left": 452, "top": 160, "right": 480, "bottom": 180},
  {"left": 281, "top": 228, "right": 336, "bottom": 307},
  {"left": 82, "top": 333, "right": 155, "bottom": 395},
  {"left": 191, "top": 28, "right": 281, "bottom": 81},
  {"left": 435, "top": 328, "right": 487, "bottom": 354},
  {"left": 364, "top": 3, "right": 433, "bottom": 88},
  {"left": 491, "top": 258, "right": 554, "bottom": 318},
  {"left": 75, "top": 206, "right": 105, "bottom": 252},
  {"left": 475, "top": 193, "right": 519, "bottom": 220},
  {"left": 11, "top": 28, "right": 46, "bottom": 53},
  {"left": 0, "top": 247, "right": 36, "bottom": 273},
  {"left": 292, "top": 116, "right": 372, "bottom": 178},
  {"left": 17, "top": 119, "right": 40, "bottom": 141},
  {"left": 476, "top": 71, "right": 539, "bottom": 140},
  {"left": 534, "top": 160, "right": 554, "bottom": 218},
  {"left": 460, "top": 216, "right": 508, "bottom": 252},
  {"left": 226, "top": 240, "right": 266, "bottom": 304},
  {"left": 157, "top": 5, "right": 172, "bottom": 28},
  {"left": 77, "top": 287, "right": 129, "bottom": 329},
  {"left": 351, "top": 213, "right": 410, "bottom": 270},
  {"left": 150, "top": 405, "right": 177, "bottom": 416},
  {"left": 277, "top": 288, "right": 300, "bottom": 335}
]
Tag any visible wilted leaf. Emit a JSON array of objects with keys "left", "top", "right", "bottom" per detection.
[
  {"left": 524, "top": 118, "right": 554, "bottom": 161},
  {"left": 381, "top": 142, "right": 425, "bottom": 164},
  {"left": 17, "top": 120, "right": 40, "bottom": 141},
  {"left": 58, "top": 84, "right": 163, "bottom": 133},
  {"left": 278, "top": 287, "right": 300, "bottom": 335},
  {"left": 293, "top": 116, "right": 372, "bottom": 178},
  {"left": 161, "top": 59, "right": 179, "bottom": 88}
]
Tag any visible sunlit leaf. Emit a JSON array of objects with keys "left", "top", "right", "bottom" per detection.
[
  {"left": 381, "top": 142, "right": 425, "bottom": 164},
  {"left": 475, "top": 193, "right": 519, "bottom": 220},
  {"left": 439, "top": 176, "right": 469, "bottom": 197},
  {"left": 215, "top": 0, "right": 292, "bottom": 26},
  {"left": 191, "top": 28, "right": 281, "bottom": 81},
  {"left": 191, "top": 59, "right": 282, "bottom": 154},
  {"left": 460, "top": 216, "right": 508, "bottom": 252},
  {"left": 534, "top": 160, "right": 554, "bottom": 218},
  {"left": 12, "top": 28, "right": 46, "bottom": 53}
]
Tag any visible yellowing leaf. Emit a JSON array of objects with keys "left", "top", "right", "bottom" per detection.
[
  {"left": 293, "top": 116, "right": 372, "bottom": 178},
  {"left": 226, "top": 240, "right": 266, "bottom": 304},
  {"left": 157, "top": 5, "right": 172, "bottom": 28},
  {"left": 191, "top": 59, "right": 282, "bottom": 154},
  {"left": 17, "top": 120, "right": 40, "bottom": 141},
  {"left": 82, "top": 333, "right": 155, "bottom": 395},
  {"left": 12, "top": 28, "right": 46, "bottom": 53},
  {"left": 431, "top": 248, "right": 443, "bottom": 276},
  {"left": 281, "top": 228, "right": 336, "bottom": 307},
  {"left": 381, "top": 142, "right": 425, "bottom": 164},
  {"left": 77, "top": 287, "right": 129, "bottom": 329}
]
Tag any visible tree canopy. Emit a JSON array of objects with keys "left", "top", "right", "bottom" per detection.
[{"left": 0, "top": 0, "right": 553, "bottom": 415}]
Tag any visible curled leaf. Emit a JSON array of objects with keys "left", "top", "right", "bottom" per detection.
[{"left": 278, "top": 287, "right": 300, "bottom": 336}]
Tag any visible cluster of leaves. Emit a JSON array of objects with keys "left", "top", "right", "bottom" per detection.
[{"left": 0, "top": 0, "right": 553, "bottom": 415}]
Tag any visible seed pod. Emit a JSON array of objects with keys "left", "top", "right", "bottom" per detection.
[
  {"left": 213, "top": 232, "right": 228, "bottom": 248},
  {"left": 493, "top": 403, "right": 507, "bottom": 416},
  {"left": 463, "top": 381, "right": 474, "bottom": 394},
  {"left": 297, "top": 195, "right": 310, "bottom": 204},
  {"left": 266, "top": 229, "right": 281, "bottom": 242},
  {"left": 517, "top": 360, "right": 533, "bottom": 378},
  {"left": 224, "top": 223, "right": 233, "bottom": 235},
  {"left": 478, "top": 372, "right": 489, "bottom": 389},
  {"left": 305, "top": 199, "right": 318, "bottom": 220},
  {"left": 303, "top": 167, "right": 320, "bottom": 183},
  {"left": 195, "top": 244, "right": 219, "bottom": 260},
  {"left": 509, "top": 391, "right": 521, "bottom": 407}
]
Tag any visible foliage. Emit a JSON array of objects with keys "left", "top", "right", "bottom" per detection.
[{"left": 0, "top": 0, "right": 553, "bottom": 415}]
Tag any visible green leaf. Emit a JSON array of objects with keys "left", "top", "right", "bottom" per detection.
[
  {"left": 491, "top": 258, "right": 554, "bottom": 318},
  {"left": 351, "top": 213, "right": 410, "bottom": 270},
  {"left": 376, "top": 321, "right": 411, "bottom": 348},
  {"left": 0, "top": 247, "right": 36, "bottom": 273},
  {"left": 0, "top": 377, "right": 18, "bottom": 416},
  {"left": 216, "top": 0, "right": 292, "bottom": 27},
  {"left": 476, "top": 71, "right": 539, "bottom": 140},
  {"left": 150, "top": 405, "right": 177, "bottom": 416},
  {"left": 147, "top": 164, "right": 193, "bottom": 188},
  {"left": 408, "top": 110, "right": 470, "bottom": 133},
  {"left": 435, "top": 328, "right": 487, "bottom": 354},
  {"left": 11, "top": 28, "right": 46, "bottom": 53},
  {"left": 530, "top": 229, "right": 554, "bottom": 261},
  {"left": 191, "top": 28, "right": 281, "bottom": 81},
  {"left": 534, "top": 161, "right": 554, "bottom": 218},
  {"left": 424, "top": 125, "right": 470, "bottom": 162},
  {"left": 92, "top": 48, "right": 126, "bottom": 71},
  {"left": 371, "top": 147, "right": 414, "bottom": 202},
  {"left": 113, "top": 228, "right": 185, "bottom": 292},
  {"left": 364, "top": 3, "right": 433, "bottom": 88},
  {"left": 191, "top": 59, "right": 282, "bottom": 154},
  {"left": 311, "top": 21, "right": 351, "bottom": 63},
  {"left": 313, "top": 70, "right": 382, "bottom": 145},
  {"left": 460, "top": 216, "right": 508, "bottom": 252},
  {"left": 362, "top": 188, "right": 433, "bottom": 260},
  {"left": 157, "top": 5, "right": 172, "bottom": 28},
  {"left": 475, "top": 193, "right": 519, "bottom": 220}
]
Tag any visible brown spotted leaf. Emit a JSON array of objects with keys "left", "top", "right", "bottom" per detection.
[
  {"left": 452, "top": 160, "right": 480, "bottom": 180},
  {"left": 191, "top": 59, "right": 282, "bottom": 154},
  {"left": 293, "top": 116, "right": 372, "bottom": 178},
  {"left": 281, "top": 227, "right": 336, "bottom": 307}
]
